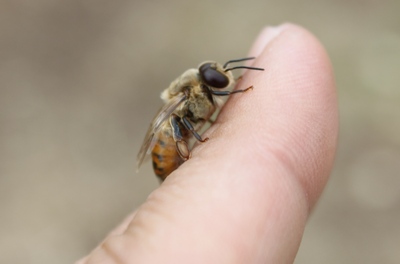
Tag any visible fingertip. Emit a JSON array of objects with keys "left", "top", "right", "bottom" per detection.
[{"left": 225, "top": 22, "right": 338, "bottom": 208}]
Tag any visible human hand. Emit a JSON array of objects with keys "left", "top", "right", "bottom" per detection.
[{"left": 77, "top": 23, "right": 338, "bottom": 264}]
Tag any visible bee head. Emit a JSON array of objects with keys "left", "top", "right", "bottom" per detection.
[
  {"left": 199, "top": 57, "right": 264, "bottom": 89},
  {"left": 199, "top": 62, "right": 230, "bottom": 89}
]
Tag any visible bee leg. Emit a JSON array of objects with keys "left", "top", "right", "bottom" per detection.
[
  {"left": 170, "top": 114, "right": 191, "bottom": 160},
  {"left": 181, "top": 116, "right": 209, "bottom": 143},
  {"left": 210, "top": 85, "right": 253, "bottom": 96}
]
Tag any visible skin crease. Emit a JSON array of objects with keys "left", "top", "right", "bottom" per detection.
[{"left": 77, "top": 23, "right": 338, "bottom": 264}]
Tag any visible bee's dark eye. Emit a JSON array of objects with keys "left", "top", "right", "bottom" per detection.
[{"left": 199, "top": 63, "right": 229, "bottom": 89}]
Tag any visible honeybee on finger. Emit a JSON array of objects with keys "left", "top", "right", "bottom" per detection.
[{"left": 137, "top": 57, "right": 264, "bottom": 181}]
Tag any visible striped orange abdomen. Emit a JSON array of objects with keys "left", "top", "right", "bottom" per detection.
[{"left": 151, "top": 129, "right": 185, "bottom": 181}]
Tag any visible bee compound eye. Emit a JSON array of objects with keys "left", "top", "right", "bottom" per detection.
[{"left": 199, "top": 63, "right": 229, "bottom": 89}]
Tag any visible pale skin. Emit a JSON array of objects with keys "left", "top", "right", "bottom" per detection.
[{"left": 77, "top": 23, "right": 338, "bottom": 264}]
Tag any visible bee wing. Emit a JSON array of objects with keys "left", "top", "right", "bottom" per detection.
[{"left": 136, "top": 93, "right": 186, "bottom": 171}]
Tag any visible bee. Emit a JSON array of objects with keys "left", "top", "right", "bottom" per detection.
[{"left": 137, "top": 57, "right": 264, "bottom": 181}]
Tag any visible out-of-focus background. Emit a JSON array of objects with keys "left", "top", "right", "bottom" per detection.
[{"left": 1, "top": 0, "right": 399, "bottom": 263}]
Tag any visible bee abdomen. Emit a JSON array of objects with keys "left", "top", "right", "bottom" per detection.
[{"left": 151, "top": 133, "right": 184, "bottom": 181}]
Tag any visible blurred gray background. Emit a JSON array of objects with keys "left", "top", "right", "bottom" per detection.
[{"left": 1, "top": 0, "right": 399, "bottom": 263}]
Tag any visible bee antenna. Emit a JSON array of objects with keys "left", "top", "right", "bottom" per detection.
[
  {"left": 223, "top": 57, "right": 256, "bottom": 68},
  {"left": 224, "top": 66, "right": 264, "bottom": 72}
]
